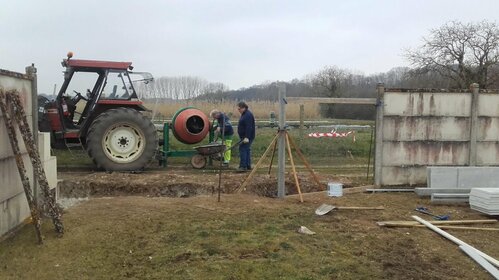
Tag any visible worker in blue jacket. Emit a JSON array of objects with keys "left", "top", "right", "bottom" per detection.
[
  {"left": 210, "top": 109, "right": 234, "bottom": 165},
  {"left": 236, "top": 101, "right": 255, "bottom": 172}
]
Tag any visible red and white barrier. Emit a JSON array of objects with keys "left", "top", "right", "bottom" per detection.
[{"left": 308, "top": 130, "right": 356, "bottom": 142}]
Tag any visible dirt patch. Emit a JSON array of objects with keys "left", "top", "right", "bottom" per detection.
[{"left": 58, "top": 168, "right": 332, "bottom": 199}]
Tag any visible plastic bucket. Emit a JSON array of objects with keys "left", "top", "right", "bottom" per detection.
[{"left": 327, "top": 182, "right": 343, "bottom": 197}]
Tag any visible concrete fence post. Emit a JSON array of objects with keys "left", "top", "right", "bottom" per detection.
[
  {"left": 25, "top": 64, "right": 39, "bottom": 200},
  {"left": 469, "top": 83, "right": 479, "bottom": 166},
  {"left": 374, "top": 83, "right": 385, "bottom": 187}
]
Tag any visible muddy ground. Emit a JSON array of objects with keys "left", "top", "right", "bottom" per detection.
[
  {"left": 57, "top": 167, "right": 355, "bottom": 199},
  {"left": 1, "top": 168, "right": 498, "bottom": 279}
]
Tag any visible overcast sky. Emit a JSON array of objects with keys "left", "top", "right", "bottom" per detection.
[{"left": 1, "top": 0, "right": 498, "bottom": 94}]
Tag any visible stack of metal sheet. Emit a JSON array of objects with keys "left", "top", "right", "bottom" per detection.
[{"left": 469, "top": 188, "right": 499, "bottom": 215}]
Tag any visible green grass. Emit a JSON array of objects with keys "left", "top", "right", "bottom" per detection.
[{"left": 54, "top": 122, "right": 375, "bottom": 175}]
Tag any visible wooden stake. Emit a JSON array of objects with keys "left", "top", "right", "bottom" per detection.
[
  {"left": 286, "top": 134, "right": 323, "bottom": 189},
  {"left": 285, "top": 133, "right": 303, "bottom": 202},
  {"left": 267, "top": 136, "right": 278, "bottom": 175}
]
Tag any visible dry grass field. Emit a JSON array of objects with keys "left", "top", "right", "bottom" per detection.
[{"left": 144, "top": 100, "right": 321, "bottom": 120}]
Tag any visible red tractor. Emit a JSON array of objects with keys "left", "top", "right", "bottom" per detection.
[{"left": 39, "top": 53, "right": 157, "bottom": 171}]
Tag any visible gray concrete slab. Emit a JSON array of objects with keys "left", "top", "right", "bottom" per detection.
[
  {"left": 427, "top": 167, "right": 459, "bottom": 189},
  {"left": 415, "top": 188, "right": 470, "bottom": 197},
  {"left": 457, "top": 167, "right": 499, "bottom": 188}
]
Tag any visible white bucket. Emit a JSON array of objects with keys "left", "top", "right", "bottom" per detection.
[{"left": 328, "top": 182, "right": 343, "bottom": 197}]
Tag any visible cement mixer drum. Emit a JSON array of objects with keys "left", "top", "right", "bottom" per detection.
[{"left": 171, "top": 107, "right": 210, "bottom": 144}]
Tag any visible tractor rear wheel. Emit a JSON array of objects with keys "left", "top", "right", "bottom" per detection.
[{"left": 86, "top": 108, "right": 157, "bottom": 171}]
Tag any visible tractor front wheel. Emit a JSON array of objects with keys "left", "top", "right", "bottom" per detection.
[{"left": 86, "top": 108, "right": 157, "bottom": 171}]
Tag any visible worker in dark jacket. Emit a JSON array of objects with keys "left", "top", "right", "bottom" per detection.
[
  {"left": 236, "top": 101, "right": 255, "bottom": 172},
  {"left": 210, "top": 109, "right": 234, "bottom": 165}
]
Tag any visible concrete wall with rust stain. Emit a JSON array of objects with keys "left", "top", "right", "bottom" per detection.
[
  {"left": 476, "top": 93, "right": 499, "bottom": 165},
  {"left": 380, "top": 90, "right": 499, "bottom": 185},
  {"left": 0, "top": 69, "right": 34, "bottom": 238}
]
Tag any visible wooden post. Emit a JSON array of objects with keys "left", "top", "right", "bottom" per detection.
[
  {"left": 374, "top": 83, "right": 384, "bottom": 187},
  {"left": 268, "top": 138, "right": 278, "bottom": 175},
  {"left": 469, "top": 83, "right": 479, "bottom": 166},
  {"left": 277, "top": 83, "right": 286, "bottom": 198},
  {"left": 285, "top": 133, "right": 303, "bottom": 202},
  {"left": 286, "top": 135, "right": 323, "bottom": 189}
]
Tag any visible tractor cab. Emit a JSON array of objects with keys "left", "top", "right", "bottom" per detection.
[
  {"left": 42, "top": 52, "right": 153, "bottom": 143},
  {"left": 40, "top": 53, "right": 157, "bottom": 171}
]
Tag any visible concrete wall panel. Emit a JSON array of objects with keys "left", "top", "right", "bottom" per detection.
[
  {"left": 383, "top": 92, "right": 471, "bottom": 117},
  {"left": 379, "top": 90, "right": 499, "bottom": 186},
  {"left": 0, "top": 68, "right": 36, "bottom": 239},
  {"left": 38, "top": 132, "right": 51, "bottom": 161},
  {"left": 43, "top": 156, "right": 57, "bottom": 189},
  {"left": 0, "top": 124, "right": 30, "bottom": 159},
  {"left": 0, "top": 192, "right": 31, "bottom": 237},
  {"left": 383, "top": 116, "right": 469, "bottom": 141},
  {"left": 477, "top": 94, "right": 499, "bottom": 117},
  {"left": 476, "top": 143, "right": 499, "bottom": 165},
  {"left": 0, "top": 155, "right": 34, "bottom": 202},
  {"left": 381, "top": 166, "right": 427, "bottom": 185},
  {"left": 478, "top": 117, "right": 499, "bottom": 141},
  {"left": 382, "top": 141, "right": 469, "bottom": 166}
]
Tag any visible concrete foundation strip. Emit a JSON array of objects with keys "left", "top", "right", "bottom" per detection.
[
  {"left": 459, "top": 244, "right": 499, "bottom": 279},
  {"left": 365, "top": 189, "right": 414, "bottom": 192},
  {"left": 412, "top": 215, "right": 499, "bottom": 268},
  {"left": 316, "top": 204, "right": 384, "bottom": 215}
]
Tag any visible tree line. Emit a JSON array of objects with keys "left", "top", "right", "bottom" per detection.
[{"left": 137, "top": 20, "right": 499, "bottom": 119}]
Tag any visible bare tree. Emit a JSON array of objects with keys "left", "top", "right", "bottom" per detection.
[
  {"left": 136, "top": 76, "right": 213, "bottom": 101},
  {"left": 307, "top": 66, "right": 351, "bottom": 97},
  {"left": 405, "top": 20, "right": 499, "bottom": 89},
  {"left": 203, "top": 82, "right": 229, "bottom": 95}
]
